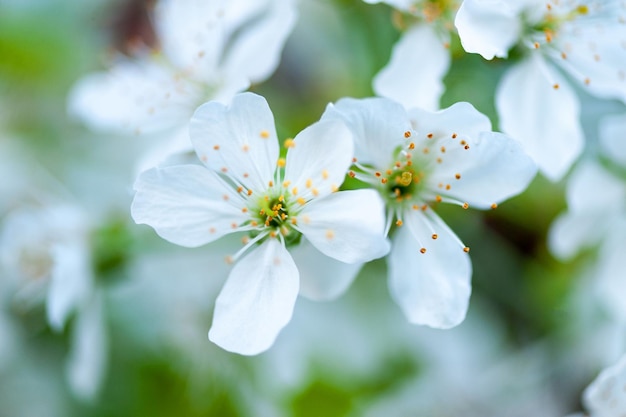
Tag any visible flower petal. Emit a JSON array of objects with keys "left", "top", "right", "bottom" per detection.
[
  {"left": 322, "top": 97, "right": 409, "bottom": 169},
  {"left": 209, "top": 238, "right": 299, "bottom": 355},
  {"left": 407, "top": 101, "right": 492, "bottom": 142},
  {"left": 388, "top": 210, "right": 472, "bottom": 328},
  {"left": 599, "top": 113, "right": 626, "bottom": 167},
  {"left": 583, "top": 353, "right": 626, "bottom": 416},
  {"left": 564, "top": 159, "right": 626, "bottom": 213},
  {"left": 427, "top": 131, "right": 537, "bottom": 208},
  {"left": 455, "top": 0, "right": 521, "bottom": 59},
  {"left": 595, "top": 220, "right": 626, "bottom": 321},
  {"left": 297, "top": 189, "right": 390, "bottom": 264},
  {"left": 290, "top": 238, "right": 363, "bottom": 301},
  {"left": 131, "top": 165, "right": 247, "bottom": 247},
  {"left": 68, "top": 59, "right": 198, "bottom": 135},
  {"left": 66, "top": 291, "right": 107, "bottom": 400},
  {"left": 190, "top": 92, "right": 279, "bottom": 192},
  {"left": 284, "top": 119, "right": 353, "bottom": 201},
  {"left": 373, "top": 24, "right": 450, "bottom": 111},
  {"left": 46, "top": 242, "right": 93, "bottom": 331},
  {"left": 221, "top": 0, "right": 298, "bottom": 84},
  {"left": 496, "top": 56, "right": 584, "bottom": 181},
  {"left": 548, "top": 211, "right": 610, "bottom": 261}
]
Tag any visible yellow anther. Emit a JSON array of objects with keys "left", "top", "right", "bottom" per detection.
[
  {"left": 291, "top": 217, "right": 297, "bottom": 225},
  {"left": 398, "top": 171, "right": 412, "bottom": 186},
  {"left": 427, "top": 133, "right": 433, "bottom": 139},
  {"left": 268, "top": 181, "right": 274, "bottom": 187},
  {"left": 322, "top": 169, "right": 329, "bottom": 179},
  {"left": 325, "top": 229, "right": 335, "bottom": 240},
  {"left": 432, "top": 234, "right": 438, "bottom": 240},
  {"left": 278, "top": 195, "right": 284, "bottom": 202},
  {"left": 305, "top": 178, "right": 312, "bottom": 188},
  {"left": 242, "top": 144, "right": 250, "bottom": 152},
  {"left": 396, "top": 219, "right": 403, "bottom": 226},
  {"left": 404, "top": 131, "right": 411, "bottom": 138},
  {"left": 312, "top": 188, "right": 319, "bottom": 196},
  {"left": 553, "top": 83, "right": 559, "bottom": 90},
  {"left": 260, "top": 130, "right": 270, "bottom": 139},
  {"left": 277, "top": 158, "right": 286, "bottom": 168},
  {"left": 247, "top": 189, "right": 253, "bottom": 196},
  {"left": 282, "top": 180, "right": 291, "bottom": 188},
  {"left": 408, "top": 142, "right": 415, "bottom": 150},
  {"left": 440, "top": 146, "right": 446, "bottom": 153},
  {"left": 462, "top": 202, "right": 469, "bottom": 209},
  {"left": 209, "top": 227, "right": 216, "bottom": 234},
  {"left": 292, "top": 187, "right": 298, "bottom": 195},
  {"left": 284, "top": 138, "right": 295, "bottom": 148},
  {"left": 452, "top": 133, "right": 457, "bottom": 139},
  {"left": 250, "top": 221, "right": 258, "bottom": 227},
  {"left": 491, "top": 203, "right": 498, "bottom": 209},
  {"left": 463, "top": 247, "right": 470, "bottom": 253},
  {"left": 213, "top": 145, "right": 220, "bottom": 150},
  {"left": 241, "top": 207, "right": 248, "bottom": 213},
  {"left": 420, "top": 248, "right": 427, "bottom": 254},
  {"left": 223, "top": 194, "right": 229, "bottom": 201},
  {"left": 435, "top": 195, "right": 442, "bottom": 203},
  {"left": 455, "top": 173, "right": 461, "bottom": 180},
  {"left": 297, "top": 197, "right": 306, "bottom": 205}
]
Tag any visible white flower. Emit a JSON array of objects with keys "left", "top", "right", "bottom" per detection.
[
  {"left": 322, "top": 97, "right": 536, "bottom": 328},
  {"left": 455, "top": 0, "right": 626, "bottom": 180},
  {"left": 0, "top": 203, "right": 107, "bottom": 400},
  {"left": 362, "top": 0, "right": 461, "bottom": 111},
  {"left": 569, "top": 352, "right": 626, "bottom": 417},
  {"left": 68, "top": 0, "right": 297, "bottom": 170},
  {"left": 131, "top": 92, "right": 390, "bottom": 355}
]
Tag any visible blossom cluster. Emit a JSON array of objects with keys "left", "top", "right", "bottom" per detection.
[{"left": 1, "top": 0, "right": 625, "bottom": 414}]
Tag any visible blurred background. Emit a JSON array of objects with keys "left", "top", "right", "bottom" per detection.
[{"left": 1, "top": 0, "right": 625, "bottom": 416}]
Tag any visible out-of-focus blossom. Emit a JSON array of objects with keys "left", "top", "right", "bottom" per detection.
[
  {"left": 322, "top": 97, "right": 536, "bottom": 328},
  {"left": 568, "top": 352, "right": 626, "bottom": 417},
  {"left": 455, "top": 0, "right": 626, "bottom": 180},
  {"left": 362, "top": 0, "right": 460, "bottom": 110},
  {"left": 0, "top": 203, "right": 107, "bottom": 400},
  {"left": 131, "top": 92, "right": 390, "bottom": 355},
  {"left": 68, "top": 0, "right": 297, "bottom": 171}
]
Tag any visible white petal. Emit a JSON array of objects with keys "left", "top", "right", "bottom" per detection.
[
  {"left": 408, "top": 101, "right": 492, "bottom": 142},
  {"left": 322, "top": 97, "right": 409, "bottom": 169},
  {"left": 599, "top": 113, "right": 626, "bottom": 167},
  {"left": 134, "top": 127, "right": 194, "bottom": 175},
  {"left": 68, "top": 59, "right": 198, "bottom": 135},
  {"left": 291, "top": 238, "right": 363, "bottom": 301},
  {"left": 284, "top": 119, "right": 353, "bottom": 200},
  {"left": 66, "top": 292, "right": 107, "bottom": 401},
  {"left": 190, "top": 92, "right": 279, "bottom": 192},
  {"left": 209, "top": 239, "right": 299, "bottom": 355},
  {"left": 554, "top": 20, "right": 626, "bottom": 102},
  {"left": 388, "top": 210, "right": 472, "bottom": 328},
  {"left": 222, "top": 0, "right": 297, "bottom": 84},
  {"left": 131, "top": 165, "right": 247, "bottom": 247},
  {"left": 297, "top": 189, "right": 390, "bottom": 264},
  {"left": 548, "top": 211, "right": 610, "bottom": 261},
  {"left": 454, "top": 0, "right": 521, "bottom": 59},
  {"left": 496, "top": 56, "right": 584, "bottom": 181},
  {"left": 373, "top": 24, "right": 450, "bottom": 111},
  {"left": 583, "top": 353, "right": 626, "bottom": 416},
  {"left": 427, "top": 131, "right": 537, "bottom": 208},
  {"left": 596, "top": 221, "right": 626, "bottom": 321},
  {"left": 564, "top": 159, "right": 626, "bottom": 213},
  {"left": 46, "top": 243, "right": 92, "bottom": 331},
  {"left": 154, "top": 0, "right": 225, "bottom": 77}
]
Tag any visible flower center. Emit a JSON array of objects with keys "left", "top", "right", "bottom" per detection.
[{"left": 247, "top": 188, "right": 302, "bottom": 247}]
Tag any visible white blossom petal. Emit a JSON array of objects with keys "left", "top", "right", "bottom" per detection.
[
  {"left": 496, "top": 56, "right": 584, "bottom": 181},
  {"left": 455, "top": 0, "right": 521, "bottom": 59},
  {"left": 284, "top": 119, "right": 353, "bottom": 201},
  {"left": 66, "top": 292, "right": 107, "bottom": 401},
  {"left": 190, "top": 93, "right": 279, "bottom": 192},
  {"left": 388, "top": 210, "right": 472, "bottom": 328},
  {"left": 564, "top": 159, "right": 626, "bottom": 213},
  {"left": 373, "top": 24, "right": 450, "bottom": 111},
  {"left": 582, "top": 353, "right": 626, "bottom": 416},
  {"left": 427, "top": 131, "right": 536, "bottom": 208},
  {"left": 68, "top": 59, "right": 199, "bottom": 135},
  {"left": 46, "top": 243, "right": 92, "bottom": 331},
  {"left": 222, "top": 0, "right": 297, "bottom": 84},
  {"left": 599, "top": 113, "right": 626, "bottom": 167},
  {"left": 297, "top": 189, "right": 390, "bottom": 264},
  {"left": 291, "top": 238, "right": 363, "bottom": 301},
  {"left": 596, "top": 221, "right": 626, "bottom": 321},
  {"left": 209, "top": 239, "right": 299, "bottom": 355},
  {"left": 131, "top": 165, "right": 247, "bottom": 247},
  {"left": 548, "top": 211, "right": 610, "bottom": 261},
  {"left": 408, "top": 101, "right": 492, "bottom": 143},
  {"left": 322, "top": 97, "right": 409, "bottom": 168}
]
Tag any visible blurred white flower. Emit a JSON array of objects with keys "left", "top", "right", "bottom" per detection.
[
  {"left": 131, "top": 92, "right": 390, "bottom": 355},
  {"left": 322, "top": 96, "right": 536, "bottom": 328},
  {"left": 455, "top": 0, "right": 626, "bottom": 180},
  {"left": 362, "top": 0, "right": 460, "bottom": 110},
  {"left": 0, "top": 204, "right": 107, "bottom": 400},
  {"left": 568, "top": 352, "right": 626, "bottom": 417},
  {"left": 68, "top": 0, "right": 297, "bottom": 171}
]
